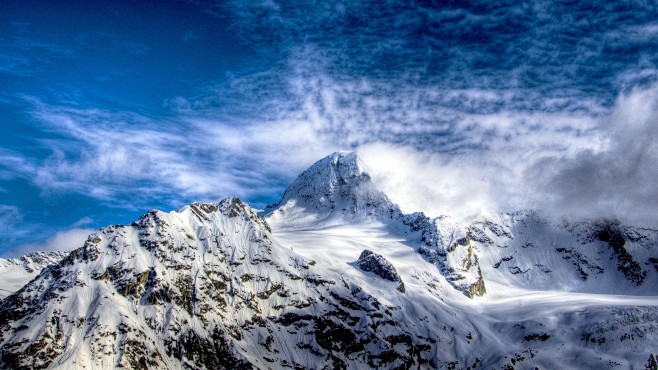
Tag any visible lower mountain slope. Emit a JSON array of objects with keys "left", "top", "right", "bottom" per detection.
[{"left": 268, "top": 218, "right": 658, "bottom": 370}]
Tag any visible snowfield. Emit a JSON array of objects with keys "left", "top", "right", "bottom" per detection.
[{"left": 271, "top": 218, "right": 658, "bottom": 369}]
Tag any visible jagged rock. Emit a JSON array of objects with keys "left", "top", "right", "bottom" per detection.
[
  {"left": 595, "top": 222, "right": 647, "bottom": 286},
  {"left": 467, "top": 267, "right": 486, "bottom": 298},
  {"left": 418, "top": 218, "right": 487, "bottom": 298},
  {"left": 355, "top": 250, "right": 405, "bottom": 292}
]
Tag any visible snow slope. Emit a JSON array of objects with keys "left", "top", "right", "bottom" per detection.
[
  {"left": 1, "top": 151, "right": 657, "bottom": 369},
  {"left": 265, "top": 152, "right": 658, "bottom": 368},
  {"left": 270, "top": 221, "right": 658, "bottom": 369},
  {"left": 0, "top": 251, "right": 68, "bottom": 299}
]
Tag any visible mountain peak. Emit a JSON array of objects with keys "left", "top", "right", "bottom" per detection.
[
  {"left": 279, "top": 151, "right": 362, "bottom": 204},
  {"left": 264, "top": 151, "right": 398, "bottom": 226}
]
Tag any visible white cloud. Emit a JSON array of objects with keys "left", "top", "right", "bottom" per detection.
[
  {"left": 357, "top": 85, "right": 658, "bottom": 228},
  {"left": 359, "top": 143, "right": 499, "bottom": 222},
  {"left": 5, "top": 0, "right": 658, "bottom": 233},
  {"left": 5, "top": 228, "right": 94, "bottom": 257},
  {"left": 526, "top": 85, "right": 658, "bottom": 227},
  {"left": 71, "top": 217, "right": 94, "bottom": 228}
]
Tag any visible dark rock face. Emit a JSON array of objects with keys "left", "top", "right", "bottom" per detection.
[
  {"left": 646, "top": 354, "right": 658, "bottom": 370},
  {"left": 356, "top": 250, "right": 405, "bottom": 292},
  {"left": 595, "top": 223, "right": 647, "bottom": 286}
]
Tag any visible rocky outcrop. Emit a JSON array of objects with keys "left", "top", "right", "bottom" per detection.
[
  {"left": 355, "top": 250, "right": 405, "bottom": 293},
  {"left": 468, "top": 267, "right": 486, "bottom": 298},
  {"left": 595, "top": 222, "right": 647, "bottom": 286},
  {"left": 418, "top": 218, "right": 487, "bottom": 298}
]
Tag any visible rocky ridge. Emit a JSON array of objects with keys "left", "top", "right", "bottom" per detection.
[{"left": 0, "top": 198, "right": 444, "bottom": 369}]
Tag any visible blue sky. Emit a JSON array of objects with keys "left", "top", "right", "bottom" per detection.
[{"left": 2, "top": 0, "right": 658, "bottom": 256}]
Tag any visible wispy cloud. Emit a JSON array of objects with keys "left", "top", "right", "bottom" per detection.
[
  {"left": 222, "top": 0, "right": 658, "bottom": 108},
  {"left": 71, "top": 217, "right": 94, "bottom": 228},
  {"left": 0, "top": 204, "right": 22, "bottom": 235},
  {"left": 4, "top": 0, "right": 658, "bottom": 259},
  {"left": 0, "top": 205, "right": 41, "bottom": 253},
  {"left": 3, "top": 97, "right": 332, "bottom": 211},
  {"left": 0, "top": 35, "right": 71, "bottom": 76},
  {"left": 23, "top": 101, "right": 226, "bottom": 207},
  {"left": 0, "top": 52, "right": 31, "bottom": 75}
]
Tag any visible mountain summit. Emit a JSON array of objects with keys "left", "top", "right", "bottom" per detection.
[{"left": 264, "top": 152, "right": 398, "bottom": 227}]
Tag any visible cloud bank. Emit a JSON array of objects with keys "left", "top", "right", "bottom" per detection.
[
  {"left": 528, "top": 86, "right": 658, "bottom": 226},
  {"left": 359, "top": 85, "right": 658, "bottom": 228}
]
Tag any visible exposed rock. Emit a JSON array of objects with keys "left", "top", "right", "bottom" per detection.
[
  {"left": 646, "top": 354, "right": 658, "bottom": 370},
  {"left": 355, "top": 250, "right": 405, "bottom": 293},
  {"left": 467, "top": 266, "right": 487, "bottom": 298},
  {"left": 419, "top": 218, "right": 487, "bottom": 298},
  {"left": 595, "top": 223, "right": 647, "bottom": 286}
]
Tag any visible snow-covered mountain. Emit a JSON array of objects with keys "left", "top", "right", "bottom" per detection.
[
  {"left": 1, "top": 152, "right": 657, "bottom": 369},
  {"left": 263, "top": 152, "right": 398, "bottom": 227},
  {"left": 0, "top": 251, "right": 68, "bottom": 299}
]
